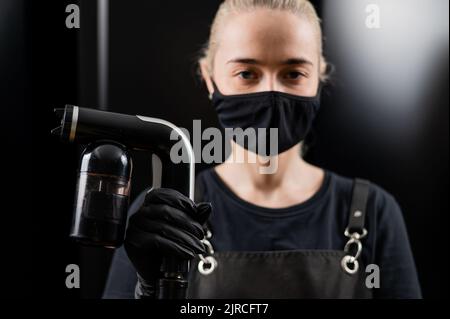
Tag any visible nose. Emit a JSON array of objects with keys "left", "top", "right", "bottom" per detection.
[
  {"left": 259, "top": 72, "right": 290, "bottom": 93},
  {"left": 259, "top": 76, "right": 279, "bottom": 92}
]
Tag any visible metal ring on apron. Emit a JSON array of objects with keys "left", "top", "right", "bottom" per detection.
[
  {"left": 202, "top": 239, "right": 215, "bottom": 254},
  {"left": 198, "top": 255, "right": 217, "bottom": 275},
  {"left": 341, "top": 255, "right": 359, "bottom": 274},
  {"left": 344, "top": 227, "right": 367, "bottom": 239},
  {"left": 341, "top": 228, "right": 365, "bottom": 275},
  {"left": 198, "top": 235, "right": 218, "bottom": 275},
  {"left": 344, "top": 237, "right": 362, "bottom": 260}
]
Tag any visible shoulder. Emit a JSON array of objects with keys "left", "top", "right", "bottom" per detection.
[
  {"left": 327, "top": 169, "right": 403, "bottom": 223},
  {"left": 329, "top": 169, "right": 398, "bottom": 203},
  {"left": 328, "top": 170, "right": 410, "bottom": 257},
  {"left": 329, "top": 170, "right": 420, "bottom": 297}
]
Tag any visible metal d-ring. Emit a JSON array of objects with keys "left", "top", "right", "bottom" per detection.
[
  {"left": 344, "top": 237, "right": 363, "bottom": 261},
  {"left": 344, "top": 227, "right": 368, "bottom": 240},
  {"left": 198, "top": 255, "right": 217, "bottom": 275},
  {"left": 341, "top": 255, "right": 359, "bottom": 274},
  {"left": 197, "top": 232, "right": 217, "bottom": 275},
  {"left": 341, "top": 227, "right": 367, "bottom": 274}
]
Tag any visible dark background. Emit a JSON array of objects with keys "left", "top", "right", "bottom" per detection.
[{"left": 1, "top": 0, "right": 447, "bottom": 298}]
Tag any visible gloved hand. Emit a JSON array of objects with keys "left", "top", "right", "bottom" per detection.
[{"left": 124, "top": 188, "right": 211, "bottom": 299}]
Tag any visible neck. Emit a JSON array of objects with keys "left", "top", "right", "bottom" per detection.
[{"left": 222, "top": 141, "right": 307, "bottom": 192}]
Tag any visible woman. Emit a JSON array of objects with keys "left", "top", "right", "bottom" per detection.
[{"left": 103, "top": 0, "right": 421, "bottom": 299}]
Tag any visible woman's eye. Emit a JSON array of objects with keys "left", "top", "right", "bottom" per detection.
[
  {"left": 285, "top": 71, "right": 304, "bottom": 80},
  {"left": 238, "top": 71, "right": 256, "bottom": 80}
]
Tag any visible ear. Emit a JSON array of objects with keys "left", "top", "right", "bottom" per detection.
[{"left": 199, "top": 58, "right": 214, "bottom": 98}]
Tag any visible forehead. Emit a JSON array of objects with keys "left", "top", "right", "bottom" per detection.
[{"left": 215, "top": 8, "right": 319, "bottom": 64}]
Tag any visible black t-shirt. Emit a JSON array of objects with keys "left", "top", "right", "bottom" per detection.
[{"left": 103, "top": 167, "right": 422, "bottom": 299}]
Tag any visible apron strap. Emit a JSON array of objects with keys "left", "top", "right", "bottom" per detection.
[
  {"left": 341, "top": 178, "right": 371, "bottom": 274},
  {"left": 346, "top": 178, "right": 371, "bottom": 234}
]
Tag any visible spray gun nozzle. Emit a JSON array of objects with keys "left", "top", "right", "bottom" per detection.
[
  {"left": 54, "top": 108, "right": 65, "bottom": 120},
  {"left": 50, "top": 105, "right": 78, "bottom": 141},
  {"left": 51, "top": 108, "right": 66, "bottom": 137}
]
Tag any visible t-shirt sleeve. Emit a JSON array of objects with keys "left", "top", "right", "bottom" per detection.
[
  {"left": 102, "top": 245, "right": 138, "bottom": 299},
  {"left": 373, "top": 189, "right": 422, "bottom": 299}
]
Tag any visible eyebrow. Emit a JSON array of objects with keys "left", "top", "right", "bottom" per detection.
[{"left": 226, "top": 57, "right": 314, "bottom": 66}]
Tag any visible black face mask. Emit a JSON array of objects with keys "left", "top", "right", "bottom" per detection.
[{"left": 211, "top": 81, "right": 322, "bottom": 156}]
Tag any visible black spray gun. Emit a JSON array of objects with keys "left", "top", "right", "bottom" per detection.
[{"left": 52, "top": 105, "right": 195, "bottom": 299}]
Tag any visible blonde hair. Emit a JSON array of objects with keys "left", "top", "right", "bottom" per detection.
[{"left": 198, "top": 0, "right": 329, "bottom": 82}]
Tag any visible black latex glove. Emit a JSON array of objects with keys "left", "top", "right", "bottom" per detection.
[{"left": 124, "top": 188, "right": 211, "bottom": 298}]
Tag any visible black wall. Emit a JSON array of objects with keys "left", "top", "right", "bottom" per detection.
[{"left": 1, "top": 0, "right": 31, "bottom": 297}]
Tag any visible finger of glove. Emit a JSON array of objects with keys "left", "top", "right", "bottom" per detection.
[
  {"left": 128, "top": 218, "right": 206, "bottom": 255},
  {"left": 125, "top": 223, "right": 198, "bottom": 260},
  {"left": 144, "top": 188, "right": 197, "bottom": 217},
  {"left": 194, "top": 202, "right": 212, "bottom": 225},
  {"left": 132, "top": 203, "right": 205, "bottom": 239}
]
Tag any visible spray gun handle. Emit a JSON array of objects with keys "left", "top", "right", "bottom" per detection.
[{"left": 136, "top": 114, "right": 195, "bottom": 300}]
